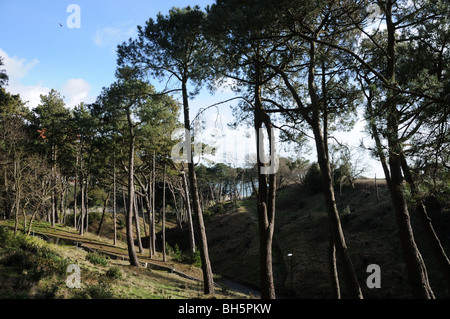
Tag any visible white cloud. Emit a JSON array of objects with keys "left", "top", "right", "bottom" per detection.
[
  {"left": 60, "top": 78, "right": 93, "bottom": 108},
  {"left": 0, "top": 48, "right": 93, "bottom": 110},
  {"left": 0, "top": 48, "right": 39, "bottom": 80},
  {"left": 0, "top": 48, "right": 50, "bottom": 108},
  {"left": 93, "top": 25, "right": 136, "bottom": 51}
]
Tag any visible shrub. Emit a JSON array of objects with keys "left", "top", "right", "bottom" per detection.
[
  {"left": 105, "top": 266, "right": 123, "bottom": 280},
  {"left": 72, "top": 282, "right": 114, "bottom": 299},
  {"left": 86, "top": 252, "right": 108, "bottom": 267},
  {"left": 170, "top": 243, "right": 182, "bottom": 262},
  {"left": 190, "top": 250, "right": 202, "bottom": 268},
  {"left": 0, "top": 226, "right": 17, "bottom": 249},
  {"left": 302, "top": 163, "right": 323, "bottom": 195},
  {"left": 85, "top": 282, "right": 114, "bottom": 299}
]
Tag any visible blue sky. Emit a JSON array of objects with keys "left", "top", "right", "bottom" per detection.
[
  {"left": 0, "top": 1, "right": 385, "bottom": 177},
  {"left": 0, "top": 0, "right": 218, "bottom": 108}
]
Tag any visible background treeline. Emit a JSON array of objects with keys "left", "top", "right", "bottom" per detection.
[{"left": 1, "top": 0, "right": 449, "bottom": 299}]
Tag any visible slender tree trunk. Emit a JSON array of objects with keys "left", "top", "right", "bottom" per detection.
[
  {"left": 113, "top": 159, "right": 117, "bottom": 246},
  {"left": 181, "top": 170, "right": 196, "bottom": 255},
  {"left": 126, "top": 108, "right": 140, "bottom": 267},
  {"left": 254, "top": 59, "right": 276, "bottom": 299},
  {"left": 79, "top": 172, "right": 85, "bottom": 235},
  {"left": 74, "top": 167, "right": 78, "bottom": 230},
  {"left": 61, "top": 181, "right": 68, "bottom": 224},
  {"left": 144, "top": 187, "right": 153, "bottom": 258},
  {"left": 308, "top": 40, "right": 362, "bottom": 299},
  {"left": 329, "top": 233, "right": 341, "bottom": 299},
  {"left": 152, "top": 151, "right": 156, "bottom": 255},
  {"left": 388, "top": 146, "right": 434, "bottom": 298},
  {"left": 85, "top": 176, "right": 89, "bottom": 233},
  {"left": 400, "top": 152, "right": 450, "bottom": 291},
  {"left": 14, "top": 159, "right": 20, "bottom": 236},
  {"left": 384, "top": 0, "right": 434, "bottom": 298},
  {"left": 97, "top": 190, "right": 111, "bottom": 236},
  {"left": 140, "top": 195, "right": 147, "bottom": 236},
  {"left": 51, "top": 143, "right": 56, "bottom": 227},
  {"left": 162, "top": 166, "right": 167, "bottom": 262},
  {"left": 182, "top": 79, "right": 214, "bottom": 295},
  {"left": 134, "top": 192, "right": 144, "bottom": 253}
]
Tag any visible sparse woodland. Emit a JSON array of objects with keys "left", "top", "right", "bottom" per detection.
[{"left": 0, "top": 0, "right": 449, "bottom": 300}]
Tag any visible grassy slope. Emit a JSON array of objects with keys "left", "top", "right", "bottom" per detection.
[{"left": 0, "top": 219, "right": 247, "bottom": 299}]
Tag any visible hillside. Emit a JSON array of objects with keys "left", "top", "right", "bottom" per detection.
[
  {"left": 203, "top": 178, "right": 450, "bottom": 299},
  {"left": 1, "top": 178, "right": 449, "bottom": 299},
  {"left": 0, "top": 221, "right": 248, "bottom": 299}
]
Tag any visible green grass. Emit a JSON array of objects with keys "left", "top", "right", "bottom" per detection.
[{"left": 0, "top": 222, "right": 249, "bottom": 299}]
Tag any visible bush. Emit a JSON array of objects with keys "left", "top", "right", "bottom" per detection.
[
  {"left": 105, "top": 266, "right": 123, "bottom": 280},
  {"left": 0, "top": 226, "right": 18, "bottom": 249},
  {"left": 86, "top": 252, "right": 108, "bottom": 267},
  {"left": 72, "top": 282, "right": 114, "bottom": 299},
  {"left": 189, "top": 250, "right": 202, "bottom": 268},
  {"left": 302, "top": 163, "right": 323, "bottom": 195},
  {"left": 85, "top": 282, "right": 114, "bottom": 299}
]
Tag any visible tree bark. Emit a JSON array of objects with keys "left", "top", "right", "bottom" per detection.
[
  {"left": 254, "top": 59, "right": 276, "bottom": 299},
  {"left": 134, "top": 192, "right": 144, "bottom": 253},
  {"left": 313, "top": 123, "right": 363, "bottom": 299},
  {"left": 78, "top": 171, "right": 85, "bottom": 235},
  {"left": 182, "top": 79, "right": 214, "bottom": 295},
  {"left": 181, "top": 169, "right": 196, "bottom": 255},
  {"left": 97, "top": 190, "right": 111, "bottom": 236},
  {"left": 308, "top": 40, "right": 363, "bottom": 299},
  {"left": 384, "top": 0, "right": 434, "bottom": 298},
  {"left": 126, "top": 108, "right": 140, "bottom": 267},
  {"left": 151, "top": 151, "right": 156, "bottom": 255},
  {"left": 400, "top": 151, "right": 450, "bottom": 291},
  {"left": 113, "top": 158, "right": 117, "bottom": 246},
  {"left": 329, "top": 233, "right": 341, "bottom": 299},
  {"left": 162, "top": 166, "right": 167, "bottom": 262}
]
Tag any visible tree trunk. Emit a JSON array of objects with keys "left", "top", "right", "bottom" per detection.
[
  {"left": 151, "top": 151, "right": 156, "bottom": 255},
  {"left": 84, "top": 176, "right": 89, "bottom": 233},
  {"left": 134, "top": 192, "right": 144, "bottom": 253},
  {"left": 384, "top": 0, "right": 434, "bottom": 298},
  {"left": 329, "top": 232, "right": 341, "bottom": 299},
  {"left": 313, "top": 124, "right": 362, "bottom": 298},
  {"left": 74, "top": 167, "right": 78, "bottom": 230},
  {"left": 181, "top": 170, "right": 196, "bottom": 255},
  {"left": 162, "top": 166, "right": 167, "bottom": 262},
  {"left": 388, "top": 148, "right": 434, "bottom": 298},
  {"left": 308, "top": 40, "right": 362, "bottom": 299},
  {"left": 113, "top": 159, "right": 117, "bottom": 246},
  {"left": 79, "top": 172, "right": 85, "bottom": 235},
  {"left": 51, "top": 143, "right": 56, "bottom": 227},
  {"left": 126, "top": 108, "right": 140, "bottom": 267},
  {"left": 97, "top": 190, "right": 111, "bottom": 236},
  {"left": 400, "top": 152, "right": 450, "bottom": 291},
  {"left": 182, "top": 79, "right": 214, "bottom": 295},
  {"left": 144, "top": 187, "right": 153, "bottom": 258},
  {"left": 254, "top": 60, "right": 276, "bottom": 299}
]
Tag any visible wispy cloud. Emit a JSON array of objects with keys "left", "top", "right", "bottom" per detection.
[
  {"left": 0, "top": 48, "right": 39, "bottom": 81},
  {"left": 93, "top": 25, "right": 136, "bottom": 51},
  {"left": 0, "top": 48, "right": 93, "bottom": 109},
  {"left": 0, "top": 48, "right": 49, "bottom": 108}
]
